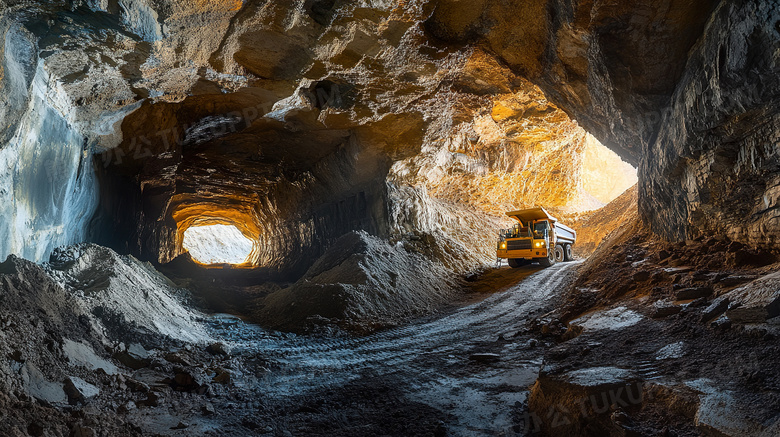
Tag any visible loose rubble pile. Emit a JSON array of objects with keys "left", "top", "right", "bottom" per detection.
[
  {"left": 250, "top": 231, "right": 463, "bottom": 333},
  {"left": 526, "top": 217, "right": 780, "bottom": 436},
  {"left": 0, "top": 245, "right": 250, "bottom": 436}
]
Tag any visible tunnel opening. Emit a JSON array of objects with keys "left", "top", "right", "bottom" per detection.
[
  {"left": 172, "top": 202, "right": 263, "bottom": 269},
  {"left": 182, "top": 224, "right": 254, "bottom": 266},
  {"left": 578, "top": 133, "right": 638, "bottom": 210}
]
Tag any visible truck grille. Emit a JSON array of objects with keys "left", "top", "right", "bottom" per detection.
[{"left": 507, "top": 239, "right": 532, "bottom": 250}]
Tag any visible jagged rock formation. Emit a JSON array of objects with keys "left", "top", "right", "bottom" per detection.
[
  {"left": 0, "top": 0, "right": 633, "bottom": 279},
  {"left": 1, "top": 2, "right": 778, "bottom": 435},
  {"left": 639, "top": 1, "right": 780, "bottom": 245},
  {"left": 0, "top": 8, "right": 99, "bottom": 261},
  {"left": 428, "top": 0, "right": 780, "bottom": 246},
  {"left": 426, "top": 0, "right": 720, "bottom": 165},
  {"left": 2, "top": 0, "right": 774, "bottom": 270}
]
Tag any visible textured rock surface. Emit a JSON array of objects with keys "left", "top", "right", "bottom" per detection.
[
  {"left": 0, "top": 0, "right": 775, "bottom": 276},
  {"left": 0, "top": 6, "right": 101, "bottom": 261},
  {"left": 428, "top": 0, "right": 780, "bottom": 248},
  {"left": 639, "top": 0, "right": 780, "bottom": 245},
  {"left": 724, "top": 271, "right": 780, "bottom": 322},
  {"left": 532, "top": 209, "right": 780, "bottom": 436},
  {"left": 568, "top": 184, "right": 638, "bottom": 257},
  {"left": 0, "top": 0, "right": 776, "bottom": 315},
  {"left": 16, "top": 0, "right": 628, "bottom": 281},
  {"left": 427, "top": 0, "right": 720, "bottom": 165},
  {"left": 3, "top": 3, "right": 780, "bottom": 435}
]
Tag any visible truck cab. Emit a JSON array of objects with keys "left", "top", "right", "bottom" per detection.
[{"left": 496, "top": 207, "right": 576, "bottom": 268}]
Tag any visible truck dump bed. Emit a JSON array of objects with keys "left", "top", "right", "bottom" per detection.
[
  {"left": 505, "top": 207, "right": 576, "bottom": 244},
  {"left": 554, "top": 222, "right": 576, "bottom": 244}
]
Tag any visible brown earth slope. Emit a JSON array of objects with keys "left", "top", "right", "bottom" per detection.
[
  {"left": 526, "top": 216, "right": 780, "bottom": 436},
  {"left": 569, "top": 185, "right": 638, "bottom": 258}
]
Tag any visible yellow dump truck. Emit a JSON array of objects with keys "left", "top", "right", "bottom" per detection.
[{"left": 496, "top": 207, "right": 576, "bottom": 268}]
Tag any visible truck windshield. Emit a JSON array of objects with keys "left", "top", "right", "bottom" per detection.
[
  {"left": 503, "top": 224, "right": 529, "bottom": 239},
  {"left": 533, "top": 221, "right": 548, "bottom": 239}
]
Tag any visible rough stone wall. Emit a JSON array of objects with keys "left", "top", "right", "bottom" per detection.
[
  {"left": 426, "top": 0, "right": 720, "bottom": 166},
  {"left": 0, "top": 5, "right": 104, "bottom": 262},
  {"left": 429, "top": 0, "right": 780, "bottom": 247},
  {"left": 73, "top": 0, "right": 630, "bottom": 278},
  {"left": 639, "top": 0, "right": 780, "bottom": 245},
  {"left": 7, "top": 0, "right": 739, "bottom": 280}
]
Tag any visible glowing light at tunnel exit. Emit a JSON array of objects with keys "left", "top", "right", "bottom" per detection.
[{"left": 182, "top": 224, "right": 253, "bottom": 265}]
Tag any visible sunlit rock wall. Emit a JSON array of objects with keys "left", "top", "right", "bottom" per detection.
[
  {"left": 0, "top": 37, "right": 98, "bottom": 262},
  {"left": 426, "top": 0, "right": 720, "bottom": 166},
  {"left": 387, "top": 60, "right": 636, "bottom": 271},
  {"left": 580, "top": 134, "right": 637, "bottom": 208},
  {"left": 427, "top": 0, "right": 780, "bottom": 247},
  {"left": 569, "top": 185, "right": 638, "bottom": 257}
]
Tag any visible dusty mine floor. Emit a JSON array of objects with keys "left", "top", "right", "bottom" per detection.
[
  {"left": 126, "top": 262, "right": 577, "bottom": 436},
  {"left": 4, "top": 244, "right": 778, "bottom": 436}
]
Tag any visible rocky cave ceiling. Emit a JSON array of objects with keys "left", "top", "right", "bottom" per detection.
[{"left": 0, "top": 0, "right": 778, "bottom": 279}]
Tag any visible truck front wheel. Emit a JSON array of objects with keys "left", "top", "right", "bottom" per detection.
[
  {"left": 537, "top": 248, "right": 556, "bottom": 267},
  {"left": 508, "top": 258, "right": 525, "bottom": 268}
]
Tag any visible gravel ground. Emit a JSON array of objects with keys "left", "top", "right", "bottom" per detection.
[{"left": 0, "top": 243, "right": 579, "bottom": 436}]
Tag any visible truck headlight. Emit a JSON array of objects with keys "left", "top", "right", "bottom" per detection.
[
  {"left": 535, "top": 241, "right": 545, "bottom": 247},
  {"left": 500, "top": 242, "right": 506, "bottom": 249}
]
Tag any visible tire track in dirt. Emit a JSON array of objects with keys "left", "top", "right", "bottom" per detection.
[{"left": 210, "top": 262, "right": 579, "bottom": 405}]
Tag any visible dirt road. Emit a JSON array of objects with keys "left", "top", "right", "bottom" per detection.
[{"left": 185, "top": 262, "right": 580, "bottom": 436}]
